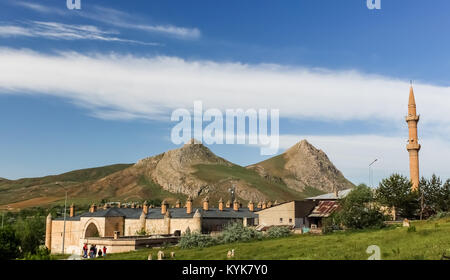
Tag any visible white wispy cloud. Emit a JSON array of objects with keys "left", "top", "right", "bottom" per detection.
[
  {"left": 79, "top": 6, "right": 201, "bottom": 39},
  {"left": 12, "top": 1, "right": 201, "bottom": 39},
  {"left": 0, "top": 48, "right": 448, "bottom": 182},
  {"left": 14, "top": 1, "right": 66, "bottom": 15},
  {"left": 1, "top": 48, "right": 448, "bottom": 126},
  {"left": 0, "top": 21, "right": 159, "bottom": 45}
]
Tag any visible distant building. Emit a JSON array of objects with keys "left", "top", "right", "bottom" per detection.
[
  {"left": 256, "top": 200, "right": 317, "bottom": 229},
  {"left": 304, "top": 189, "right": 351, "bottom": 229}
]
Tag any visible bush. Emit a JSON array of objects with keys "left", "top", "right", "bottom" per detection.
[
  {"left": 407, "top": 225, "right": 416, "bottom": 233},
  {"left": 430, "top": 211, "right": 450, "bottom": 220},
  {"left": 23, "top": 245, "right": 51, "bottom": 260},
  {"left": 322, "top": 213, "right": 342, "bottom": 234},
  {"left": 0, "top": 227, "right": 21, "bottom": 260},
  {"left": 218, "top": 222, "right": 262, "bottom": 244},
  {"left": 179, "top": 231, "right": 217, "bottom": 249},
  {"left": 266, "top": 226, "right": 291, "bottom": 239}
]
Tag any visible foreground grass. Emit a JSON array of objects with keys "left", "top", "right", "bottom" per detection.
[{"left": 103, "top": 218, "right": 450, "bottom": 260}]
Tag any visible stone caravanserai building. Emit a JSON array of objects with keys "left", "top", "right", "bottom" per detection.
[
  {"left": 45, "top": 190, "right": 351, "bottom": 255},
  {"left": 46, "top": 197, "right": 259, "bottom": 254}
]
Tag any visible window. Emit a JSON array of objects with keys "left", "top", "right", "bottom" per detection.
[
  {"left": 279, "top": 218, "right": 283, "bottom": 223},
  {"left": 289, "top": 218, "right": 292, "bottom": 223}
]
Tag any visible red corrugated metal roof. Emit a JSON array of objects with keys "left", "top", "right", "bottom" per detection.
[{"left": 308, "top": 201, "right": 339, "bottom": 218}]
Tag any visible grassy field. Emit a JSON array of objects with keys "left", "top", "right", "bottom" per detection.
[{"left": 102, "top": 217, "right": 450, "bottom": 260}]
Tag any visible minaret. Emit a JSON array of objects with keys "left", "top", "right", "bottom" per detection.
[{"left": 406, "top": 85, "right": 421, "bottom": 191}]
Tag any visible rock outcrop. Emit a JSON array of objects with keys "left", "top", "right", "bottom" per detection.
[{"left": 247, "top": 140, "right": 354, "bottom": 193}]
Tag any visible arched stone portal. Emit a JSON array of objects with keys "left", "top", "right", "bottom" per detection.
[{"left": 85, "top": 223, "right": 100, "bottom": 238}]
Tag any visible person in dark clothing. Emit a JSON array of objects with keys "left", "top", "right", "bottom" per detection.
[
  {"left": 98, "top": 249, "right": 103, "bottom": 257},
  {"left": 89, "top": 245, "right": 94, "bottom": 258},
  {"left": 93, "top": 245, "right": 97, "bottom": 258}
]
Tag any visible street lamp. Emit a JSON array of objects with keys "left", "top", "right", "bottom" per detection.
[
  {"left": 56, "top": 182, "right": 68, "bottom": 255},
  {"left": 369, "top": 159, "right": 378, "bottom": 188}
]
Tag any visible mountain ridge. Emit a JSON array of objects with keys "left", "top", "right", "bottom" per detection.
[{"left": 0, "top": 139, "right": 353, "bottom": 210}]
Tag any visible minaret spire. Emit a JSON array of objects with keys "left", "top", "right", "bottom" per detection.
[{"left": 405, "top": 84, "right": 421, "bottom": 191}]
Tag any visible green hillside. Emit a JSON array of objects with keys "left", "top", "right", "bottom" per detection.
[
  {"left": 103, "top": 217, "right": 450, "bottom": 260},
  {"left": 0, "top": 164, "right": 132, "bottom": 207}
]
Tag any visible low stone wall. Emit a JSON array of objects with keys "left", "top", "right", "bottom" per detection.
[{"left": 81, "top": 236, "right": 180, "bottom": 254}]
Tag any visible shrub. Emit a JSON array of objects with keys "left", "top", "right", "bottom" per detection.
[
  {"left": 135, "top": 228, "right": 147, "bottom": 236},
  {"left": 430, "top": 211, "right": 450, "bottom": 220},
  {"left": 218, "top": 222, "right": 262, "bottom": 244},
  {"left": 179, "top": 231, "right": 217, "bottom": 249},
  {"left": 0, "top": 227, "right": 21, "bottom": 260},
  {"left": 266, "top": 226, "right": 291, "bottom": 239},
  {"left": 322, "top": 212, "right": 342, "bottom": 234},
  {"left": 407, "top": 225, "right": 416, "bottom": 233},
  {"left": 23, "top": 245, "right": 51, "bottom": 260}
]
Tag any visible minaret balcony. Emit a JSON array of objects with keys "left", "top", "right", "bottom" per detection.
[
  {"left": 406, "top": 143, "right": 421, "bottom": 151},
  {"left": 405, "top": 115, "right": 420, "bottom": 122}
]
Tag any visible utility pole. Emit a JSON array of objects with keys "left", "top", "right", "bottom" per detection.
[
  {"left": 56, "top": 183, "right": 68, "bottom": 255},
  {"left": 369, "top": 159, "right": 378, "bottom": 188}
]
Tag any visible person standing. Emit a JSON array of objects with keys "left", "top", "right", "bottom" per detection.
[
  {"left": 102, "top": 246, "right": 107, "bottom": 257},
  {"left": 82, "top": 243, "right": 88, "bottom": 258},
  {"left": 89, "top": 244, "right": 94, "bottom": 258}
]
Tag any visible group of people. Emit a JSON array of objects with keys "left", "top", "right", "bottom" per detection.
[{"left": 82, "top": 243, "right": 107, "bottom": 258}]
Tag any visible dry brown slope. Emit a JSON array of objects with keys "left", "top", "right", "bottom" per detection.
[{"left": 247, "top": 139, "right": 354, "bottom": 193}]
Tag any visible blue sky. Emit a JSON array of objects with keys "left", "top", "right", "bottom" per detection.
[{"left": 1, "top": 0, "right": 450, "bottom": 186}]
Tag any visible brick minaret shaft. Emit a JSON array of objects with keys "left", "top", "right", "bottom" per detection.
[{"left": 406, "top": 86, "right": 421, "bottom": 191}]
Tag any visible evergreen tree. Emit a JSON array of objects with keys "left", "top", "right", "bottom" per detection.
[{"left": 376, "top": 174, "right": 419, "bottom": 219}]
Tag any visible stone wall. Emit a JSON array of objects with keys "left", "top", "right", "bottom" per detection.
[{"left": 257, "top": 201, "right": 296, "bottom": 227}]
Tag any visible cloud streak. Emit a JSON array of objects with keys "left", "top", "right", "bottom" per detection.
[
  {"left": 0, "top": 21, "right": 160, "bottom": 45},
  {"left": 0, "top": 48, "right": 449, "bottom": 183},
  {"left": 12, "top": 1, "right": 201, "bottom": 39},
  {"left": 80, "top": 6, "right": 201, "bottom": 39},
  {"left": 0, "top": 48, "right": 448, "bottom": 126}
]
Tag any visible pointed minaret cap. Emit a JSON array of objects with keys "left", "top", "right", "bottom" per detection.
[
  {"left": 47, "top": 213, "right": 52, "bottom": 220},
  {"left": 408, "top": 84, "right": 417, "bottom": 115}
]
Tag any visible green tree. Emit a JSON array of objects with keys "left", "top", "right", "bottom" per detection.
[
  {"left": 13, "top": 215, "right": 45, "bottom": 255},
  {"left": 0, "top": 227, "right": 21, "bottom": 260},
  {"left": 335, "top": 185, "right": 385, "bottom": 230},
  {"left": 376, "top": 174, "right": 419, "bottom": 219},
  {"left": 419, "top": 175, "right": 443, "bottom": 218},
  {"left": 440, "top": 179, "right": 450, "bottom": 212}
]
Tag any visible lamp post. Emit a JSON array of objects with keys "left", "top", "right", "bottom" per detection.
[
  {"left": 56, "top": 183, "right": 68, "bottom": 255},
  {"left": 369, "top": 159, "right": 378, "bottom": 188}
]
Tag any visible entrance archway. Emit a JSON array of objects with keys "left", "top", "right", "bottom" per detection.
[{"left": 84, "top": 223, "right": 100, "bottom": 238}]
